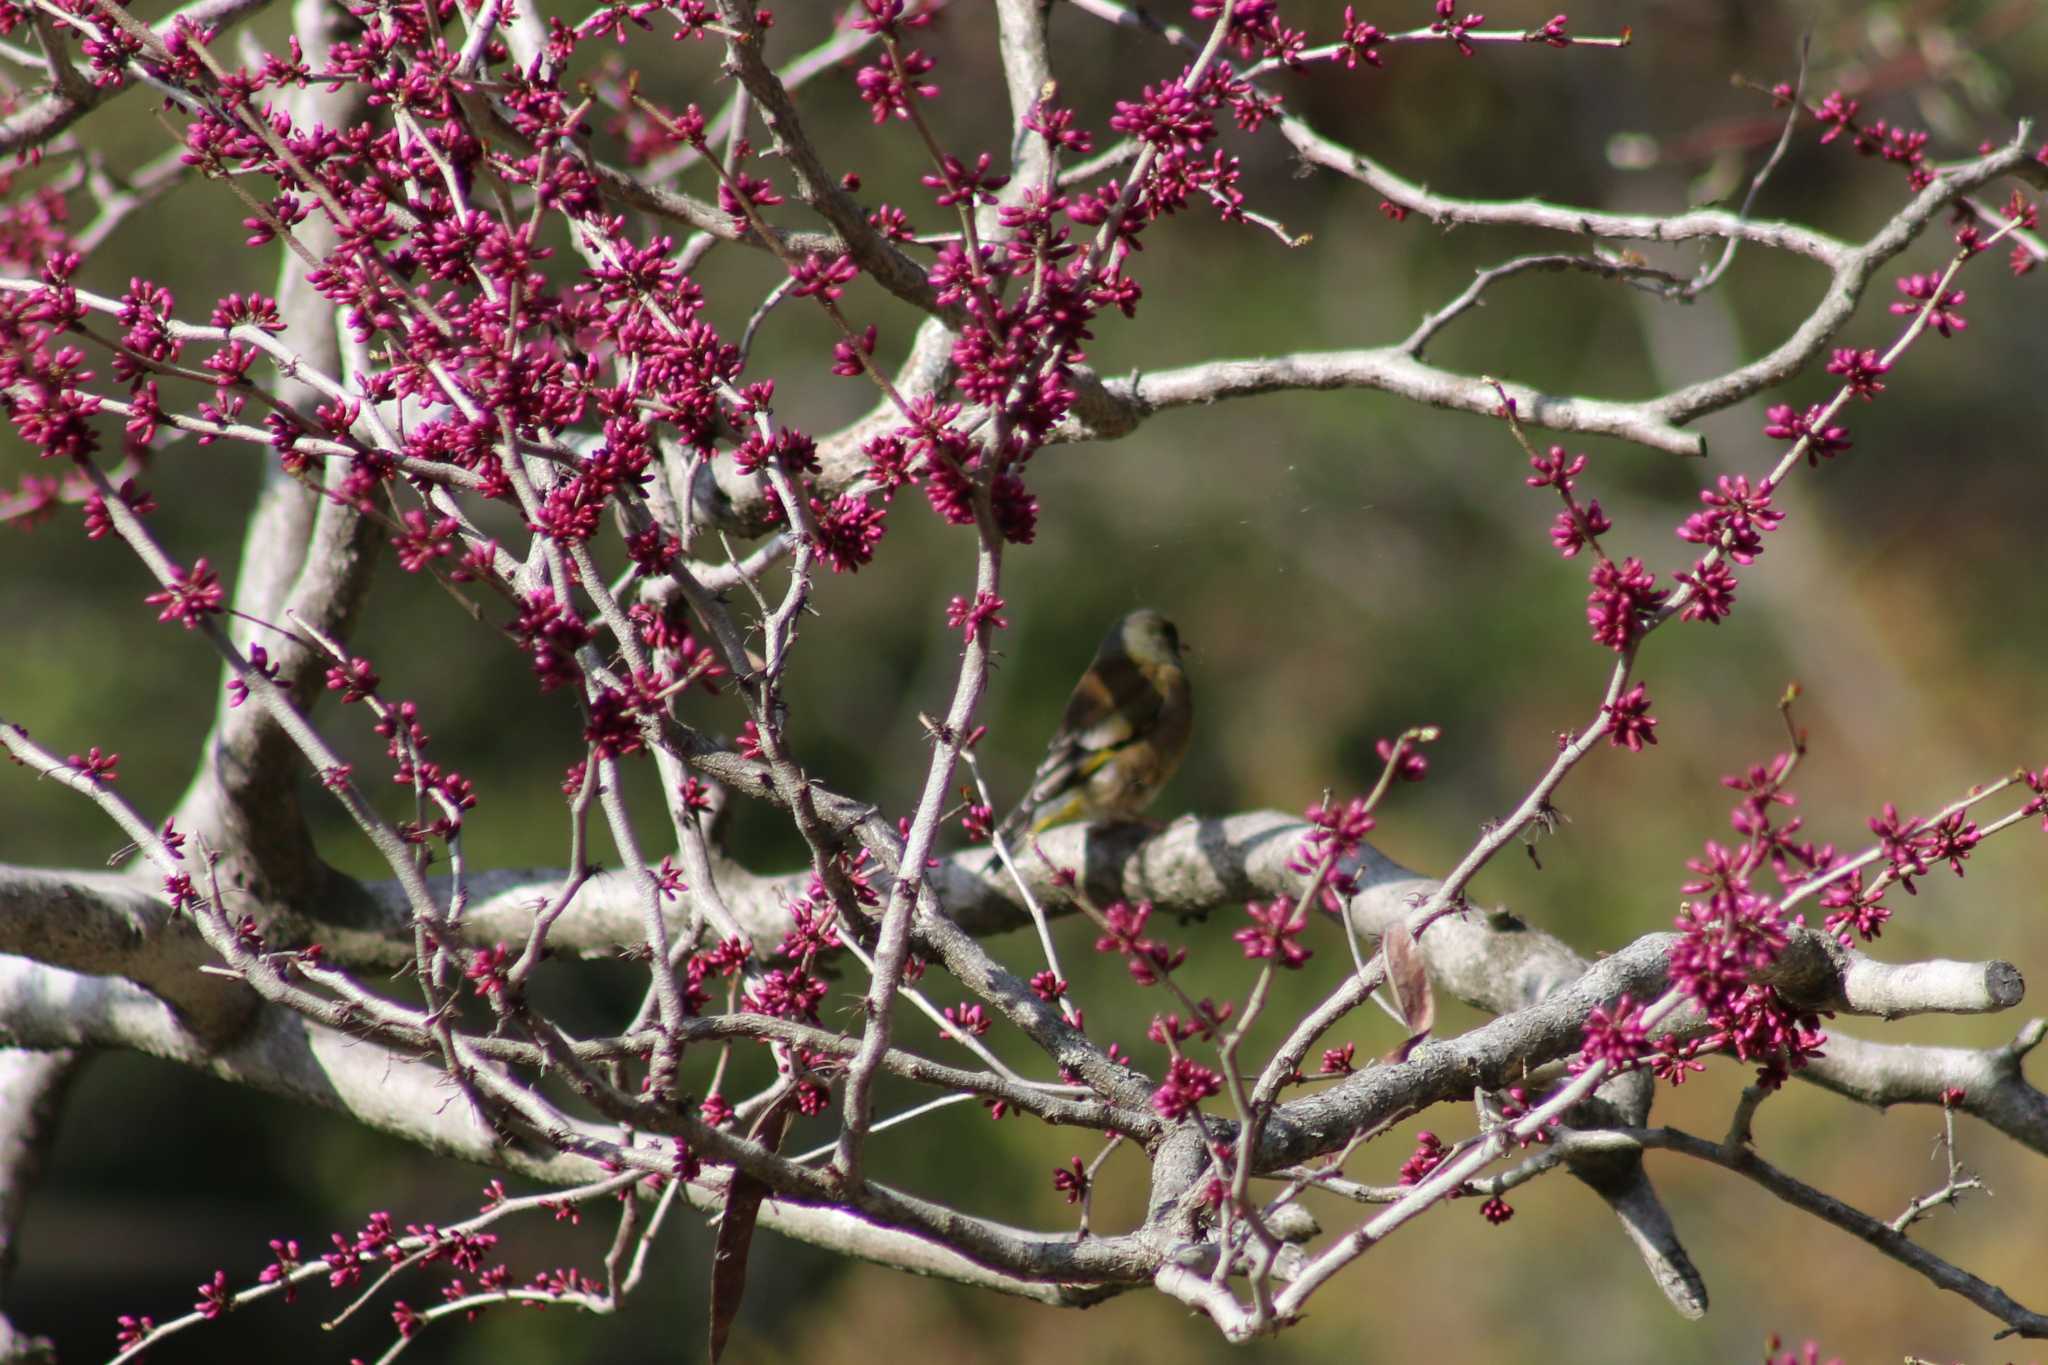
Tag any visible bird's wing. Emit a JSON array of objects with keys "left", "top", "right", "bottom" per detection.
[
  {"left": 1020, "top": 651, "right": 1164, "bottom": 807},
  {"left": 1059, "top": 648, "right": 1165, "bottom": 752},
  {"left": 1020, "top": 735, "right": 1112, "bottom": 813}
]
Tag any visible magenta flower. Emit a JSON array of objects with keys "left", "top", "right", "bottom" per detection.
[
  {"left": 465, "top": 943, "right": 508, "bottom": 998},
  {"left": 1586, "top": 557, "right": 1664, "bottom": 650},
  {"left": 1399, "top": 1131, "right": 1447, "bottom": 1184},
  {"left": 1824, "top": 347, "right": 1890, "bottom": 400},
  {"left": 854, "top": 47, "right": 937, "bottom": 124},
  {"left": 66, "top": 746, "right": 119, "bottom": 782},
  {"left": 787, "top": 252, "right": 859, "bottom": 301},
  {"left": 1151, "top": 1058, "right": 1222, "bottom": 1120},
  {"left": 945, "top": 590, "right": 1008, "bottom": 643},
  {"left": 1524, "top": 444, "right": 1586, "bottom": 493},
  {"left": 1814, "top": 90, "right": 1860, "bottom": 144},
  {"left": 811, "top": 494, "right": 888, "bottom": 574},
  {"left": 1579, "top": 994, "right": 1648, "bottom": 1070},
  {"left": 1053, "top": 1157, "right": 1089, "bottom": 1203},
  {"left": 1602, "top": 683, "right": 1659, "bottom": 751},
  {"left": 1675, "top": 558, "right": 1738, "bottom": 623},
  {"left": 1677, "top": 474, "right": 1781, "bottom": 563},
  {"left": 1919, "top": 811, "right": 1981, "bottom": 877},
  {"left": 1234, "top": 896, "right": 1313, "bottom": 968},
  {"left": 1819, "top": 871, "right": 1890, "bottom": 945},
  {"left": 1890, "top": 273, "right": 1967, "bottom": 336},
  {"left": 1549, "top": 499, "right": 1610, "bottom": 558},
  {"left": 1109, "top": 79, "right": 1214, "bottom": 153},
  {"left": 943, "top": 1002, "right": 992, "bottom": 1037},
  {"left": 145, "top": 558, "right": 226, "bottom": 629},
  {"left": 1024, "top": 99, "right": 1094, "bottom": 153},
  {"left": 1338, "top": 8, "right": 1385, "bottom": 67},
  {"left": 1093, "top": 901, "right": 1186, "bottom": 985},
  {"left": 193, "top": 1270, "right": 231, "bottom": 1320},
  {"left": 1867, "top": 803, "right": 1930, "bottom": 894},
  {"left": 1375, "top": 736, "right": 1430, "bottom": 782},
  {"left": 1430, "top": 0, "right": 1486, "bottom": 56},
  {"left": 257, "top": 1238, "right": 302, "bottom": 1303},
  {"left": 1763, "top": 404, "right": 1851, "bottom": 465}
]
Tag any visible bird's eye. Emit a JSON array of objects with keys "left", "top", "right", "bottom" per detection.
[{"left": 1163, "top": 623, "right": 1180, "bottom": 651}]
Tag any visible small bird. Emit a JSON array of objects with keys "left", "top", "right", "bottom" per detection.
[{"left": 996, "top": 608, "right": 1193, "bottom": 849}]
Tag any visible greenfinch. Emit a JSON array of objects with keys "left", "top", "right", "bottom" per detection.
[{"left": 997, "top": 608, "right": 1193, "bottom": 845}]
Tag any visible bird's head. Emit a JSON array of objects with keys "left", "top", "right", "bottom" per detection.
[{"left": 1114, "top": 608, "right": 1185, "bottom": 670}]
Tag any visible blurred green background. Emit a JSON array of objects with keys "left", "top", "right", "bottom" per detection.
[{"left": 3, "top": 0, "right": 2046, "bottom": 1359}]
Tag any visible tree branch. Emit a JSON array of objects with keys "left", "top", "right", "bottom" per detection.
[{"left": 1607, "top": 1125, "right": 2048, "bottom": 1339}]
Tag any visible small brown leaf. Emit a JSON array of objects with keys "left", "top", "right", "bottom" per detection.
[
  {"left": 1380, "top": 917, "right": 1435, "bottom": 1063},
  {"left": 709, "top": 1101, "right": 793, "bottom": 1362}
]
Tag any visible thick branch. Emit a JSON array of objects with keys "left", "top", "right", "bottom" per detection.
[
  {"left": 0, "top": 1046, "right": 74, "bottom": 1363},
  {"left": 0, "top": 866, "right": 246, "bottom": 1035},
  {"left": 167, "top": 0, "right": 378, "bottom": 914},
  {"left": 7, "top": 806, "right": 2017, "bottom": 1041},
  {"left": 1804, "top": 1023, "right": 2048, "bottom": 1156},
  {"left": 994, "top": 0, "right": 1055, "bottom": 185},
  {"left": 0, "top": 1046, "right": 83, "bottom": 1281},
  {"left": 1066, "top": 350, "right": 1704, "bottom": 457}
]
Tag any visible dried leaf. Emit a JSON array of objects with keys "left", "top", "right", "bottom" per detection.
[
  {"left": 709, "top": 1102, "right": 792, "bottom": 1362},
  {"left": 1380, "top": 917, "right": 1435, "bottom": 1063}
]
